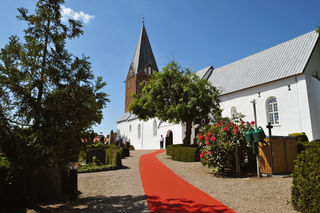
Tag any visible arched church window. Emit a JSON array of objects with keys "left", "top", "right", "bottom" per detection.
[
  {"left": 129, "top": 125, "right": 131, "bottom": 132},
  {"left": 138, "top": 124, "right": 141, "bottom": 138},
  {"left": 231, "top": 106, "right": 237, "bottom": 117},
  {"left": 153, "top": 120, "right": 157, "bottom": 136},
  {"left": 266, "top": 97, "right": 279, "bottom": 125},
  {"left": 148, "top": 66, "right": 152, "bottom": 75}
]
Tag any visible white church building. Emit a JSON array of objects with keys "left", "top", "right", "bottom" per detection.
[{"left": 117, "top": 24, "right": 320, "bottom": 150}]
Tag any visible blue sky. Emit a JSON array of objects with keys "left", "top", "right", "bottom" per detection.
[{"left": 0, "top": 0, "right": 319, "bottom": 135}]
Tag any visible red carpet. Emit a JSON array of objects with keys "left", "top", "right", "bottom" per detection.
[{"left": 139, "top": 150, "right": 235, "bottom": 213}]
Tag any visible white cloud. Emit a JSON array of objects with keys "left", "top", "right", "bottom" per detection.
[{"left": 60, "top": 5, "right": 94, "bottom": 24}]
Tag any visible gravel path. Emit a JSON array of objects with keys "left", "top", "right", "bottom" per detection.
[
  {"left": 34, "top": 149, "right": 297, "bottom": 213},
  {"left": 157, "top": 152, "right": 298, "bottom": 213},
  {"left": 38, "top": 150, "right": 153, "bottom": 213}
]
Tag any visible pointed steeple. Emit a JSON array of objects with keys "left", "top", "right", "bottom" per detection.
[{"left": 131, "top": 23, "right": 158, "bottom": 74}]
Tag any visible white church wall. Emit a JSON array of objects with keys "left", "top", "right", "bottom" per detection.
[
  {"left": 117, "top": 118, "right": 185, "bottom": 150},
  {"left": 304, "top": 39, "right": 320, "bottom": 140},
  {"left": 219, "top": 75, "right": 313, "bottom": 139},
  {"left": 158, "top": 122, "right": 184, "bottom": 146}
]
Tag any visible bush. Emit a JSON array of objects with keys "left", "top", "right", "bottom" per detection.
[
  {"left": 121, "top": 147, "right": 130, "bottom": 158},
  {"left": 85, "top": 148, "right": 106, "bottom": 164},
  {"left": 289, "top": 132, "right": 309, "bottom": 153},
  {"left": 78, "top": 164, "right": 118, "bottom": 173},
  {"left": 197, "top": 119, "right": 254, "bottom": 176},
  {"left": 171, "top": 147, "right": 198, "bottom": 162},
  {"left": 166, "top": 145, "right": 173, "bottom": 156},
  {"left": 291, "top": 140, "right": 320, "bottom": 212},
  {"left": 129, "top": 145, "right": 135, "bottom": 150},
  {"left": 105, "top": 149, "right": 122, "bottom": 168}
]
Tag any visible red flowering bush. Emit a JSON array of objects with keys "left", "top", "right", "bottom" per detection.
[{"left": 197, "top": 119, "right": 254, "bottom": 176}]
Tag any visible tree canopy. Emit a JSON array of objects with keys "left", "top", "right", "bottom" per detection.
[
  {"left": 130, "top": 61, "right": 221, "bottom": 145},
  {"left": 0, "top": 0, "right": 109, "bottom": 171}
]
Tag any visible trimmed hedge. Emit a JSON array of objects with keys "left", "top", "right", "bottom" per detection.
[
  {"left": 105, "top": 149, "right": 122, "bottom": 168},
  {"left": 166, "top": 145, "right": 174, "bottom": 156},
  {"left": 166, "top": 145, "right": 199, "bottom": 162},
  {"left": 289, "top": 132, "right": 309, "bottom": 153},
  {"left": 291, "top": 140, "right": 320, "bottom": 212},
  {"left": 86, "top": 148, "right": 106, "bottom": 164},
  {"left": 121, "top": 147, "right": 130, "bottom": 158},
  {"left": 78, "top": 164, "right": 118, "bottom": 173}
]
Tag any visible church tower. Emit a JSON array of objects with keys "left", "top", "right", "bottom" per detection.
[{"left": 125, "top": 23, "right": 158, "bottom": 112}]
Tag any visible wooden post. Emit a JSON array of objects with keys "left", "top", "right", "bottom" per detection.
[
  {"left": 251, "top": 99, "right": 260, "bottom": 178},
  {"left": 235, "top": 140, "right": 241, "bottom": 177},
  {"left": 266, "top": 122, "right": 274, "bottom": 175}
]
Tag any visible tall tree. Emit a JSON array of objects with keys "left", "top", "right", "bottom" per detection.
[
  {"left": 0, "top": 0, "right": 108, "bottom": 182},
  {"left": 130, "top": 61, "right": 221, "bottom": 146}
]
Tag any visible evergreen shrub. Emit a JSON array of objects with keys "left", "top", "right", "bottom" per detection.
[
  {"left": 105, "top": 149, "right": 122, "bottom": 168},
  {"left": 121, "top": 147, "right": 130, "bottom": 158},
  {"left": 85, "top": 148, "right": 106, "bottom": 164},
  {"left": 171, "top": 146, "right": 198, "bottom": 162},
  {"left": 289, "top": 132, "right": 309, "bottom": 153},
  {"left": 291, "top": 140, "right": 320, "bottom": 212},
  {"left": 129, "top": 145, "right": 135, "bottom": 150},
  {"left": 166, "top": 145, "right": 173, "bottom": 156}
]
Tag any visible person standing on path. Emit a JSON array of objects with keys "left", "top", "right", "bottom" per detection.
[{"left": 160, "top": 135, "right": 164, "bottom": 149}]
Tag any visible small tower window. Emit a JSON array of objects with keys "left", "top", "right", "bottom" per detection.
[
  {"left": 129, "top": 125, "right": 132, "bottom": 132},
  {"left": 138, "top": 124, "right": 141, "bottom": 138},
  {"left": 148, "top": 66, "right": 152, "bottom": 75}
]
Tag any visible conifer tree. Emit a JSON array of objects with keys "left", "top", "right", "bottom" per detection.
[{"left": 0, "top": 0, "right": 108, "bottom": 178}]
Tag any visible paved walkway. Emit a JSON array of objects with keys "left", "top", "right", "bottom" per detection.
[{"left": 139, "top": 150, "right": 235, "bottom": 212}]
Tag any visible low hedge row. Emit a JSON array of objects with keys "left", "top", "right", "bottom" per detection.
[
  {"left": 78, "top": 164, "right": 119, "bottom": 173},
  {"left": 166, "top": 144, "right": 199, "bottom": 162},
  {"left": 105, "top": 149, "right": 122, "bottom": 168},
  {"left": 121, "top": 147, "right": 130, "bottom": 158},
  {"left": 291, "top": 140, "right": 320, "bottom": 212}
]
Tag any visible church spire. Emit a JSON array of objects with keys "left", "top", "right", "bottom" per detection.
[{"left": 131, "top": 22, "right": 158, "bottom": 74}]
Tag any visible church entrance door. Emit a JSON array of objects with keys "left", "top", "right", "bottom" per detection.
[{"left": 165, "top": 130, "right": 173, "bottom": 148}]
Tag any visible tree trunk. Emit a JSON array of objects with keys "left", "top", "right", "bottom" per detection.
[{"left": 183, "top": 120, "right": 192, "bottom": 146}]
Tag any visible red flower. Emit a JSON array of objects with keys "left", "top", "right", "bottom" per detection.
[
  {"left": 216, "top": 123, "right": 221, "bottom": 127},
  {"left": 234, "top": 128, "right": 239, "bottom": 133},
  {"left": 206, "top": 151, "right": 211, "bottom": 155},
  {"left": 206, "top": 141, "right": 209, "bottom": 146},
  {"left": 241, "top": 121, "right": 245, "bottom": 124},
  {"left": 205, "top": 136, "right": 210, "bottom": 141},
  {"left": 223, "top": 127, "right": 227, "bottom": 132},
  {"left": 199, "top": 135, "right": 204, "bottom": 140},
  {"left": 251, "top": 121, "right": 255, "bottom": 124},
  {"left": 207, "top": 132, "right": 212, "bottom": 137},
  {"left": 221, "top": 120, "right": 224, "bottom": 123},
  {"left": 211, "top": 136, "right": 217, "bottom": 141},
  {"left": 229, "top": 122, "right": 234, "bottom": 126},
  {"left": 200, "top": 151, "right": 205, "bottom": 159},
  {"left": 233, "top": 125, "right": 238, "bottom": 129}
]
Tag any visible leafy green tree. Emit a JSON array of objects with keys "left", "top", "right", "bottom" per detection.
[
  {"left": 0, "top": 0, "right": 109, "bottom": 201},
  {"left": 130, "top": 61, "right": 221, "bottom": 146}
]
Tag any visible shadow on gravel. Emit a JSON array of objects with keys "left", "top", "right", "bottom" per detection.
[
  {"left": 37, "top": 195, "right": 149, "bottom": 212},
  {"left": 146, "top": 195, "right": 234, "bottom": 212}
]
